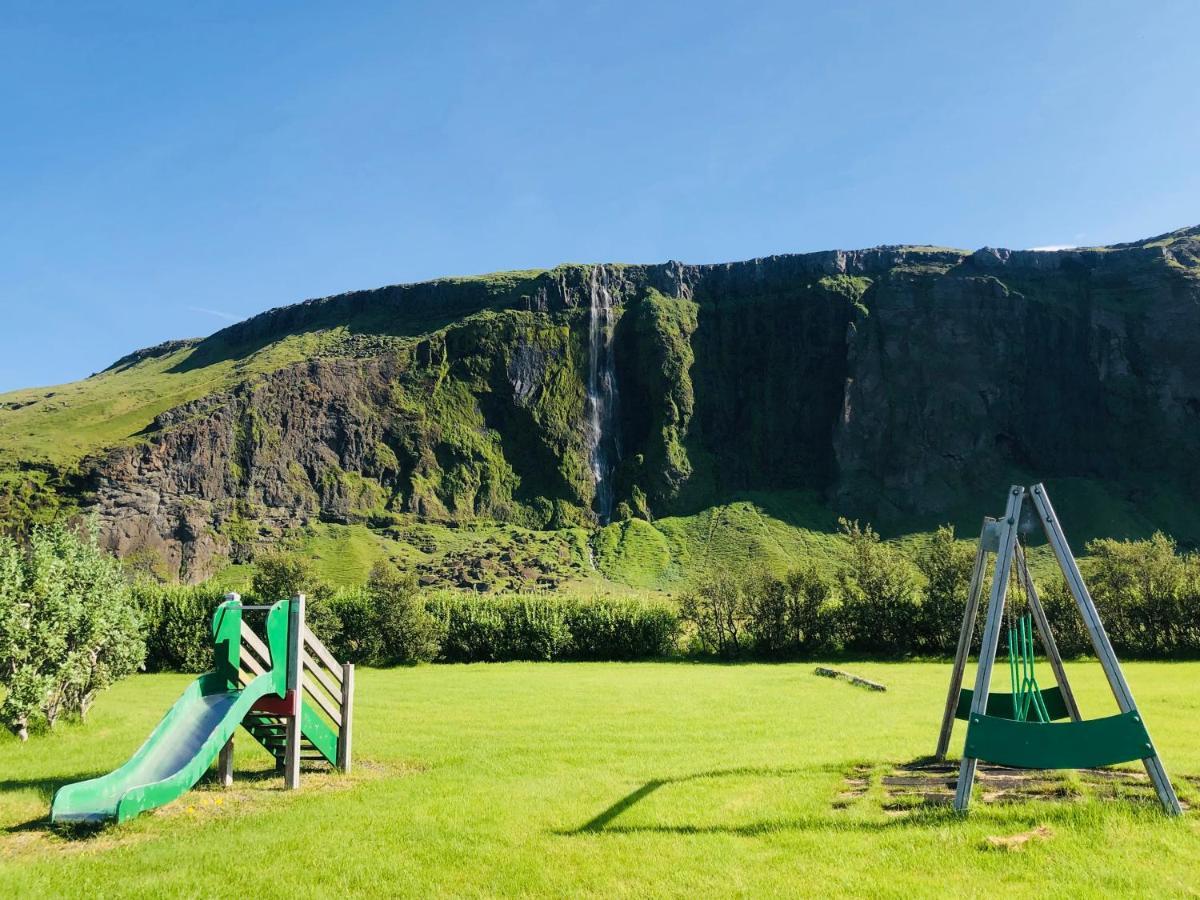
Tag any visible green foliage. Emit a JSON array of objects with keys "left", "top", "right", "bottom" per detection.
[
  {"left": 135, "top": 583, "right": 227, "bottom": 673},
  {"left": 426, "top": 592, "right": 677, "bottom": 662},
  {"left": 679, "top": 571, "right": 749, "bottom": 658},
  {"left": 561, "top": 596, "right": 678, "bottom": 660},
  {"left": 1037, "top": 534, "right": 1200, "bottom": 660},
  {"left": 914, "top": 525, "right": 976, "bottom": 653},
  {"left": 428, "top": 593, "right": 573, "bottom": 662},
  {"left": 0, "top": 520, "right": 144, "bottom": 739},
  {"left": 834, "top": 519, "right": 919, "bottom": 654},
  {"left": 336, "top": 562, "right": 442, "bottom": 665},
  {"left": 744, "top": 567, "right": 838, "bottom": 657},
  {"left": 249, "top": 551, "right": 340, "bottom": 644},
  {"left": 622, "top": 289, "right": 699, "bottom": 509}
]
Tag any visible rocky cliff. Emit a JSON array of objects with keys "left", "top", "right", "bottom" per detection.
[{"left": 4, "top": 226, "right": 1199, "bottom": 580}]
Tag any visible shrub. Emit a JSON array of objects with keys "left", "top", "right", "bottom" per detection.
[
  {"left": 428, "top": 593, "right": 508, "bottom": 662},
  {"left": 835, "top": 518, "right": 919, "bottom": 654},
  {"left": 1084, "top": 533, "right": 1200, "bottom": 657},
  {"left": 249, "top": 551, "right": 340, "bottom": 646},
  {"left": 354, "top": 562, "right": 442, "bottom": 664},
  {"left": 0, "top": 520, "right": 144, "bottom": 739},
  {"left": 914, "top": 525, "right": 976, "bottom": 654},
  {"left": 564, "top": 596, "right": 678, "bottom": 659},
  {"left": 428, "top": 593, "right": 572, "bottom": 662},
  {"left": 679, "top": 571, "right": 749, "bottom": 657},
  {"left": 1038, "top": 574, "right": 1092, "bottom": 659},
  {"left": 136, "top": 583, "right": 227, "bottom": 672},
  {"left": 743, "top": 566, "right": 837, "bottom": 657}
]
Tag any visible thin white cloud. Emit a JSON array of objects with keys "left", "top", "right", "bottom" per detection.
[
  {"left": 1028, "top": 244, "right": 1077, "bottom": 252},
  {"left": 187, "top": 305, "right": 240, "bottom": 321}
]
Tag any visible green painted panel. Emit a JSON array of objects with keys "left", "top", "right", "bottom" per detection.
[
  {"left": 300, "top": 700, "right": 340, "bottom": 764},
  {"left": 964, "top": 710, "right": 1154, "bottom": 769},
  {"left": 956, "top": 687, "right": 1070, "bottom": 722}
]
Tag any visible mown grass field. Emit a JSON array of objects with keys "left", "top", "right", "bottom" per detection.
[{"left": 4, "top": 661, "right": 1200, "bottom": 897}]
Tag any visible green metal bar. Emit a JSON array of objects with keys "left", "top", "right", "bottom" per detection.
[{"left": 1008, "top": 628, "right": 1020, "bottom": 720}]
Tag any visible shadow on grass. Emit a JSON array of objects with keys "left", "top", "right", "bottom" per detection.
[
  {"left": 564, "top": 766, "right": 824, "bottom": 836},
  {"left": 0, "top": 773, "right": 104, "bottom": 804},
  {"left": 561, "top": 762, "right": 1134, "bottom": 837}
]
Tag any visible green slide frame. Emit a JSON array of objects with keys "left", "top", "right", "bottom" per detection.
[{"left": 50, "top": 598, "right": 305, "bottom": 825}]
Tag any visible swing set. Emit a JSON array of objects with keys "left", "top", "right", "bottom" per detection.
[{"left": 935, "top": 483, "right": 1181, "bottom": 815}]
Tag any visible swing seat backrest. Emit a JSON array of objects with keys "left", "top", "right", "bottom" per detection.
[{"left": 955, "top": 686, "right": 1071, "bottom": 722}]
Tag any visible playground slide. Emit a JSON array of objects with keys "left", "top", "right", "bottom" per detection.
[{"left": 50, "top": 671, "right": 276, "bottom": 825}]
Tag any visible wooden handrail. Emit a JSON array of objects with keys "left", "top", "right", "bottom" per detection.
[
  {"left": 302, "top": 625, "right": 342, "bottom": 678},
  {"left": 240, "top": 622, "right": 273, "bottom": 669},
  {"left": 302, "top": 650, "right": 343, "bottom": 701},
  {"left": 302, "top": 674, "right": 343, "bottom": 726},
  {"left": 240, "top": 652, "right": 266, "bottom": 677}
]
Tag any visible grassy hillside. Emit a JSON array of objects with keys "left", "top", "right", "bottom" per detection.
[{"left": 3, "top": 662, "right": 1199, "bottom": 897}]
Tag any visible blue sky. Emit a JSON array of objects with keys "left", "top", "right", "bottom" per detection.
[{"left": 2, "top": 1, "right": 1198, "bottom": 391}]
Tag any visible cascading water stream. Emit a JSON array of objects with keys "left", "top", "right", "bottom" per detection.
[{"left": 584, "top": 266, "right": 620, "bottom": 523}]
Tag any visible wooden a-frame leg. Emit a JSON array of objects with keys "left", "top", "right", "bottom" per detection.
[
  {"left": 935, "top": 517, "right": 994, "bottom": 761},
  {"left": 954, "top": 486, "right": 1024, "bottom": 813},
  {"left": 1014, "top": 542, "right": 1081, "bottom": 722},
  {"left": 1029, "top": 484, "right": 1181, "bottom": 816}
]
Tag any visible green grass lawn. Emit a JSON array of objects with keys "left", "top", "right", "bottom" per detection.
[{"left": 4, "top": 661, "right": 1200, "bottom": 897}]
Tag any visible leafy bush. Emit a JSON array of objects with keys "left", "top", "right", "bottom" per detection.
[
  {"left": 743, "top": 567, "right": 837, "bottom": 657},
  {"left": 835, "top": 519, "right": 919, "bottom": 654},
  {"left": 428, "top": 593, "right": 508, "bottom": 662},
  {"left": 329, "top": 562, "right": 442, "bottom": 664},
  {"left": 136, "top": 583, "right": 227, "bottom": 672},
  {"left": 0, "top": 520, "right": 144, "bottom": 739},
  {"left": 1083, "top": 533, "right": 1200, "bottom": 657},
  {"left": 914, "top": 525, "right": 976, "bottom": 654},
  {"left": 429, "top": 594, "right": 572, "bottom": 662},
  {"left": 678, "top": 571, "right": 749, "bottom": 657},
  {"left": 564, "top": 596, "right": 678, "bottom": 659},
  {"left": 249, "top": 551, "right": 340, "bottom": 646},
  {"left": 424, "top": 592, "right": 677, "bottom": 662}
]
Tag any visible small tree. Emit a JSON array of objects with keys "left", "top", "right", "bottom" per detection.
[
  {"left": 679, "top": 569, "right": 748, "bottom": 657},
  {"left": 0, "top": 520, "right": 145, "bottom": 740},
  {"left": 835, "top": 518, "right": 918, "bottom": 654},
  {"left": 251, "top": 551, "right": 339, "bottom": 644},
  {"left": 744, "top": 566, "right": 835, "bottom": 657},
  {"left": 915, "top": 525, "right": 975, "bottom": 654},
  {"left": 364, "top": 561, "right": 440, "bottom": 664}
]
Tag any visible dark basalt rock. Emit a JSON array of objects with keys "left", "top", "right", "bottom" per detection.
[{"left": 61, "top": 227, "right": 1200, "bottom": 580}]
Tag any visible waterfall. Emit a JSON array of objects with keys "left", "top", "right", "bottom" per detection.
[{"left": 584, "top": 266, "right": 620, "bottom": 523}]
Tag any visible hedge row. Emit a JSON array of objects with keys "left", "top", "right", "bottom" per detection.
[
  {"left": 134, "top": 585, "right": 679, "bottom": 671},
  {"left": 132, "top": 528, "right": 1200, "bottom": 671}
]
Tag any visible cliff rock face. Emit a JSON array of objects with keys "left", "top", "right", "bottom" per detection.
[{"left": 59, "top": 227, "right": 1200, "bottom": 579}]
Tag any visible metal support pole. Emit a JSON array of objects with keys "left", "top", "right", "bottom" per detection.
[
  {"left": 954, "top": 486, "right": 1024, "bottom": 813},
  {"left": 1029, "top": 484, "right": 1181, "bottom": 816},
  {"left": 935, "top": 517, "right": 993, "bottom": 761}
]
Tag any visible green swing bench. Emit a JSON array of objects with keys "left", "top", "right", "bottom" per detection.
[
  {"left": 953, "top": 612, "right": 1155, "bottom": 771},
  {"left": 936, "top": 484, "right": 1179, "bottom": 815}
]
